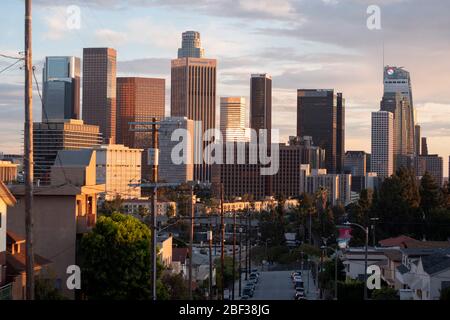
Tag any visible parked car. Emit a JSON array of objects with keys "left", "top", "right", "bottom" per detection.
[
  {"left": 240, "top": 294, "right": 250, "bottom": 300},
  {"left": 249, "top": 273, "right": 259, "bottom": 283},
  {"left": 294, "top": 281, "right": 304, "bottom": 290},
  {"left": 292, "top": 275, "right": 302, "bottom": 283},
  {"left": 251, "top": 269, "right": 260, "bottom": 276},
  {"left": 243, "top": 285, "right": 254, "bottom": 297}
]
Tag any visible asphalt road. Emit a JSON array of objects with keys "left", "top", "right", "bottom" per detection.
[
  {"left": 251, "top": 271, "right": 293, "bottom": 300},
  {"left": 237, "top": 270, "right": 318, "bottom": 300}
]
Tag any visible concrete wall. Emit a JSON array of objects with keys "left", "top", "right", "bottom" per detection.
[{"left": 7, "top": 195, "right": 77, "bottom": 298}]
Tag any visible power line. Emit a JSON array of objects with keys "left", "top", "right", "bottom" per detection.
[
  {"left": 0, "top": 59, "right": 23, "bottom": 74},
  {"left": 0, "top": 53, "right": 24, "bottom": 60}
]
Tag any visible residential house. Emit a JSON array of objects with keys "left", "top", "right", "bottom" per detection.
[
  {"left": 0, "top": 181, "right": 15, "bottom": 299},
  {"left": 7, "top": 150, "right": 105, "bottom": 299}
]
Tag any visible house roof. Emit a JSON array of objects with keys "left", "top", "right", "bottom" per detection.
[
  {"left": 172, "top": 248, "right": 189, "bottom": 264},
  {"left": 379, "top": 235, "right": 450, "bottom": 249},
  {"left": 6, "top": 251, "right": 51, "bottom": 276},
  {"left": 9, "top": 183, "right": 105, "bottom": 196},
  {"left": 0, "top": 180, "right": 16, "bottom": 206},
  {"left": 53, "top": 149, "right": 94, "bottom": 167},
  {"left": 383, "top": 249, "right": 403, "bottom": 262},
  {"left": 379, "top": 235, "right": 420, "bottom": 248},
  {"left": 421, "top": 254, "right": 450, "bottom": 275},
  {"left": 6, "top": 231, "right": 25, "bottom": 245}
]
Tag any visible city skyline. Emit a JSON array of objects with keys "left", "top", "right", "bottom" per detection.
[{"left": 0, "top": 0, "right": 449, "bottom": 176}]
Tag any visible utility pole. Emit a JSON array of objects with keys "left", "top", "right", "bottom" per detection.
[
  {"left": 232, "top": 210, "right": 236, "bottom": 300},
  {"left": 248, "top": 212, "right": 251, "bottom": 273},
  {"left": 24, "top": 0, "right": 35, "bottom": 301},
  {"left": 150, "top": 117, "right": 158, "bottom": 301},
  {"left": 220, "top": 184, "right": 225, "bottom": 300},
  {"left": 245, "top": 210, "right": 248, "bottom": 280},
  {"left": 188, "top": 184, "right": 195, "bottom": 300},
  {"left": 238, "top": 223, "right": 242, "bottom": 297},
  {"left": 208, "top": 226, "right": 213, "bottom": 300}
]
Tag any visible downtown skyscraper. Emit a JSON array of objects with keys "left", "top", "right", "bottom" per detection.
[
  {"left": 116, "top": 77, "right": 165, "bottom": 180},
  {"left": 297, "top": 89, "right": 345, "bottom": 174},
  {"left": 82, "top": 48, "right": 117, "bottom": 144},
  {"left": 220, "top": 97, "right": 247, "bottom": 142},
  {"left": 171, "top": 31, "right": 216, "bottom": 182},
  {"left": 42, "top": 56, "right": 80, "bottom": 121},
  {"left": 383, "top": 66, "right": 415, "bottom": 158},
  {"left": 250, "top": 74, "right": 272, "bottom": 144},
  {"left": 371, "top": 111, "right": 394, "bottom": 179}
]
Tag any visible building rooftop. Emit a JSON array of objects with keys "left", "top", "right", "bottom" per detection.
[
  {"left": 8, "top": 183, "right": 105, "bottom": 196},
  {"left": 0, "top": 180, "right": 16, "bottom": 206},
  {"left": 421, "top": 253, "right": 450, "bottom": 275},
  {"left": 54, "top": 149, "right": 94, "bottom": 167}
]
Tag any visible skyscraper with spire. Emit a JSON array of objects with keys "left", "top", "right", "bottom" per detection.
[
  {"left": 381, "top": 66, "right": 415, "bottom": 168},
  {"left": 171, "top": 31, "right": 216, "bottom": 182}
]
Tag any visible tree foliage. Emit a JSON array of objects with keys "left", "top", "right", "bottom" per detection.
[{"left": 80, "top": 213, "right": 152, "bottom": 299}]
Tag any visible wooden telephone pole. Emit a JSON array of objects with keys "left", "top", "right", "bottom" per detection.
[{"left": 24, "top": 0, "right": 35, "bottom": 300}]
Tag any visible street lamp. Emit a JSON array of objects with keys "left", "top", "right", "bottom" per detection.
[{"left": 344, "top": 221, "right": 369, "bottom": 300}]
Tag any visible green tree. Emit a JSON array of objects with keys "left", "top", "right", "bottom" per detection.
[
  {"left": 160, "top": 273, "right": 189, "bottom": 300},
  {"left": 80, "top": 213, "right": 152, "bottom": 299},
  {"left": 337, "top": 279, "right": 365, "bottom": 300},
  {"left": 34, "top": 276, "right": 66, "bottom": 300},
  {"left": 371, "top": 287, "right": 399, "bottom": 300},
  {"left": 215, "top": 256, "right": 237, "bottom": 293},
  {"left": 318, "top": 258, "right": 346, "bottom": 298},
  {"left": 420, "top": 172, "right": 443, "bottom": 213},
  {"left": 372, "top": 167, "right": 421, "bottom": 239},
  {"left": 99, "top": 196, "right": 124, "bottom": 216},
  {"left": 440, "top": 286, "right": 450, "bottom": 300}
]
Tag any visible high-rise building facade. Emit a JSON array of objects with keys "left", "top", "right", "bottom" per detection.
[
  {"left": 42, "top": 56, "right": 80, "bottom": 121},
  {"left": 171, "top": 32, "right": 216, "bottom": 182},
  {"left": 158, "top": 117, "right": 194, "bottom": 184},
  {"left": 116, "top": 77, "right": 165, "bottom": 180},
  {"left": 344, "top": 151, "right": 367, "bottom": 177},
  {"left": 336, "top": 93, "right": 345, "bottom": 173},
  {"left": 82, "top": 48, "right": 117, "bottom": 144},
  {"left": 414, "top": 125, "right": 421, "bottom": 156},
  {"left": 380, "top": 91, "right": 414, "bottom": 168},
  {"left": 415, "top": 155, "right": 444, "bottom": 187},
  {"left": 421, "top": 137, "right": 429, "bottom": 156},
  {"left": 177, "top": 31, "right": 205, "bottom": 58},
  {"left": 383, "top": 66, "right": 415, "bottom": 157},
  {"left": 297, "top": 89, "right": 344, "bottom": 174},
  {"left": 371, "top": 111, "right": 394, "bottom": 179},
  {"left": 220, "top": 97, "right": 247, "bottom": 142},
  {"left": 94, "top": 144, "right": 143, "bottom": 200},
  {"left": 33, "top": 119, "right": 103, "bottom": 184},
  {"left": 250, "top": 74, "right": 272, "bottom": 144}
]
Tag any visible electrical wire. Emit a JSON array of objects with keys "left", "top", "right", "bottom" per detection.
[{"left": 0, "top": 59, "right": 22, "bottom": 74}]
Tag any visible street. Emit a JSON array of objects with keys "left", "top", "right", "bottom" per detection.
[{"left": 234, "top": 269, "right": 319, "bottom": 300}]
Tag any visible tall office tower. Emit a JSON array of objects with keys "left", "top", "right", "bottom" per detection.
[
  {"left": 94, "top": 144, "right": 143, "bottom": 200},
  {"left": 158, "top": 117, "right": 194, "bottom": 184},
  {"left": 380, "top": 92, "right": 414, "bottom": 168},
  {"left": 177, "top": 31, "right": 205, "bottom": 58},
  {"left": 344, "top": 151, "right": 367, "bottom": 176},
  {"left": 297, "top": 89, "right": 344, "bottom": 174},
  {"left": 171, "top": 32, "right": 216, "bottom": 182},
  {"left": 42, "top": 56, "right": 80, "bottom": 121},
  {"left": 288, "top": 136, "right": 326, "bottom": 169},
  {"left": 250, "top": 74, "right": 272, "bottom": 144},
  {"left": 421, "top": 137, "right": 428, "bottom": 156},
  {"left": 336, "top": 93, "right": 345, "bottom": 173},
  {"left": 415, "top": 155, "right": 444, "bottom": 186},
  {"left": 371, "top": 111, "right": 394, "bottom": 179},
  {"left": 33, "top": 119, "right": 103, "bottom": 184},
  {"left": 384, "top": 66, "right": 415, "bottom": 154},
  {"left": 82, "top": 48, "right": 117, "bottom": 144},
  {"left": 344, "top": 151, "right": 367, "bottom": 193},
  {"left": 116, "top": 77, "right": 165, "bottom": 180},
  {"left": 414, "top": 125, "right": 421, "bottom": 156},
  {"left": 220, "top": 97, "right": 247, "bottom": 142}
]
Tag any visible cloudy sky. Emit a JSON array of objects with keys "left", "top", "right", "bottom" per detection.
[{"left": 1, "top": 0, "right": 449, "bottom": 176}]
